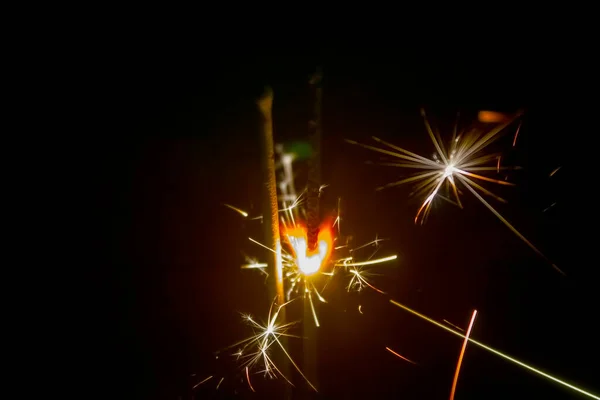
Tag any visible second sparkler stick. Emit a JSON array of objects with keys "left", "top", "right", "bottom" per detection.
[{"left": 303, "top": 67, "right": 323, "bottom": 395}]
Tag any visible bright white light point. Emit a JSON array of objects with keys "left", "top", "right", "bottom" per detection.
[
  {"left": 444, "top": 165, "right": 455, "bottom": 177},
  {"left": 266, "top": 326, "right": 273, "bottom": 334},
  {"left": 290, "top": 237, "right": 328, "bottom": 275}
]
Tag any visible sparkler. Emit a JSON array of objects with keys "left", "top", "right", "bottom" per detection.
[
  {"left": 242, "top": 195, "right": 398, "bottom": 326},
  {"left": 389, "top": 299, "right": 600, "bottom": 399},
  {"left": 346, "top": 109, "right": 564, "bottom": 275},
  {"left": 231, "top": 143, "right": 397, "bottom": 326}
]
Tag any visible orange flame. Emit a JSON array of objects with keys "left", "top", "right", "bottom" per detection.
[{"left": 282, "top": 221, "right": 334, "bottom": 276}]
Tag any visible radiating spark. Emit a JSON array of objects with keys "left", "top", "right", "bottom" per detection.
[
  {"left": 223, "top": 203, "right": 248, "bottom": 217},
  {"left": 449, "top": 310, "right": 478, "bottom": 400},
  {"left": 347, "top": 109, "right": 562, "bottom": 274},
  {"left": 245, "top": 367, "right": 255, "bottom": 392},
  {"left": 443, "top": 319, "right": 465, "bottom": 332},
  {"left": 216, "top": 377, "right": 224, "bottom": 390},
  {"left": 358, "top": 305, "right": 363, "bottom": 314},
  {"left": 192, "top": 375, "right": 213, "bottom": 389},
  {"left": 390, "top": 299, "right": 599, "bottom": 399},
  {"left": 549, "top": 166, "right": 561, "bottom": 177},
  {"left": 543, "top": 202, "right": 557, "bottom": 213},
  {"left": 227, "top": 298, "right": 317, "bottom": 392},
  {"left": 385, "top": 346, "right": 417, "bottom": 365},
  {"left": 336, "top": 254, "right": 397, "bottom": 267}
]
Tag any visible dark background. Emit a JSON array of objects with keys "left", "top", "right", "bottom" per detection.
[{"left": 79, "top": 52, "right": 596, "bottom": 399}]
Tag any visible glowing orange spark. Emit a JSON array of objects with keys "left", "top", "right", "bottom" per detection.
[
  {"left": 449, "top": 310, "right": 478, "bottom": 400},
  {"left": 478, "top": 110, "right": 510, "bottom": 123},
  {"left": 245, "top": 367, "right": 255, "bottom": 392},
  {"left": 512, "top": 120, "right": 522, "bottom": 147},
  {"left": 385, "top": 346, "right": 417, "bottom": 365}
]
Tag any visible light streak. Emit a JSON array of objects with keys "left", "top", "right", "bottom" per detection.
[
  {"left": 192, "top": 375, "right": 213, "bottom": 390},
  {"left": 223, "top": 203, "right": 248, "bottom": 217},
  {"left": 512, "top": 120, "right": 522, "bottom": 147},
  {"left": 390, "top": 299, "right": 599, "bottom": 399},
  {"left": 449, "top": 310, "right": 478, "bottom": 400},
  {"left": 385, "top": 346, "right": 417, "bottom": 365}
]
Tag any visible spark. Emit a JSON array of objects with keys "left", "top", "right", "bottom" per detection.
[
  {"left": 228, "top": 298, "right": 317, "bottom": 391},
  {"left": 543, "top": 202, "right": 557, "bottom": 213},
  {"left": 241, "top": 256, "right": 268, "bottom": 271},
  {"left": 512, "top": 120, "right": 522, "bottom": 147},
  {"left": 223, "top": 203, "right": 248, "bottom": 217},
  {"left": 192, "top": 375, "right": 213, "bottom": 390},
  {"left": 245, "top": 367, "right": 255, "bottom": 392},
  {"left": 358, "top": 305, "right": 363, "bottom": 314},
  {"left": 443, "top": 319, "right": 465, "bottom": 332},
  {"left": 216, "top": 377, "right": 224, "bottom": 390},
  {"left": 390, "top": 299, "right": 599, "bottom": 399},
  {"left": 336, "top": 254, "right": 397, "bottom": 267},
  {"left": 549, "top": 166, "right": 561, "bottom": 177},
  {"left": 347, "top": 109, "right": 563, "bottom": 274},
  {"left": 332, "top": 197, "right": 342, "bottom": 234},
  {"left": 449, "top": 310, "right": 478, "bottom": 400},
  {"left": 385, "top": 346, "right": 417, "bottom": 365}
]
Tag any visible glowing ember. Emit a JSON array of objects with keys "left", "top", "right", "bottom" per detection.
[{"left": 284, "top": 224, "right": 333, "bottom": 276}]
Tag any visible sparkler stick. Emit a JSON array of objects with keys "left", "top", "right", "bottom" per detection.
[
  {"left": 257, "top": 87, "right": 290, "bottom": 393},
  {"left": 307, "top": 67, "right": 323, "bottom": 251},
  {"left": 390, "top": 299, "right": 600, "bottom": 399},
  {"left": 303, "top": 67, "right": 323, "bottom": 393}
]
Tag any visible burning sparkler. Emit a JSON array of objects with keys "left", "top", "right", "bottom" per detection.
[
  {"left": 347, "top": 109, "right": 564, "bottom": 275},
  {"left": 241, "top": 195, "right": 398, "bottom": 327},
  {"left": 230, "top": 143, "right": 397, "bottom": 326}
]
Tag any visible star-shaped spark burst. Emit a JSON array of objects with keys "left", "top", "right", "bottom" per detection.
[
  {"left": 347, "top": 109, "right": 563, "bottom": 275},
  {"left": 226, "top": 298, "right": 317, "bottom": 392}
]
